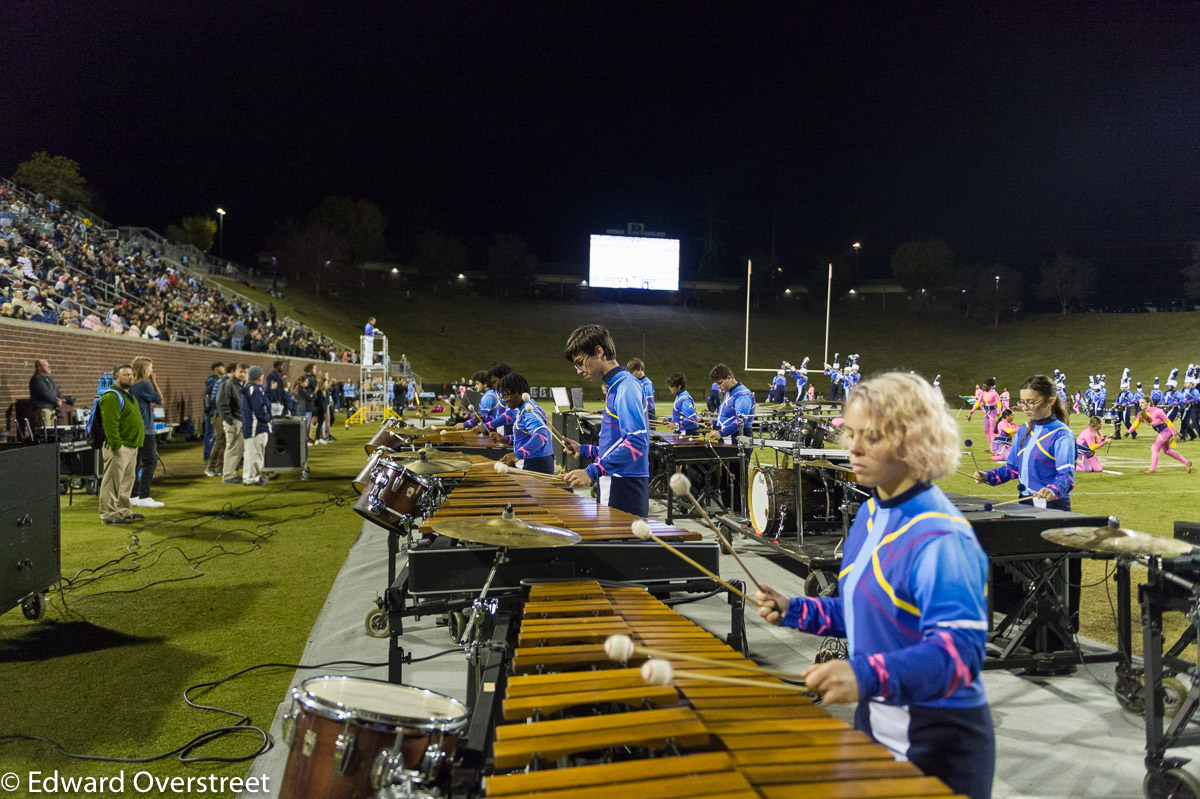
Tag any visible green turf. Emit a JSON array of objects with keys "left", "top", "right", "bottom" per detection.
[{"left": 0, "top": 424, "right": 375, "bottom": 798}]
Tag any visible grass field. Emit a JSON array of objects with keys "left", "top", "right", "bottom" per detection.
[{"left": 0, "top": 425, "right": 375, "bottom": 798}]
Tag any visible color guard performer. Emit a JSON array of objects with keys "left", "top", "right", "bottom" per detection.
[
  {"left": 757, "top": 372, "right": 994, "bottom": 799},
  {"left": 974, "top": 374, "right": 1076, "bottom": 511},
  {"left": 991, "top": 409, "right": 1016, "bottom": 461},
  {"left": 1075, "top": 416, "right": 1111, "bottom": 473},
  {"left": 561, "top": 325, "right": 650, "bottom": 516},
  {"left": 968, "top": 378, "right": 1001, "bottom": 447},
  {"left": 1130, "top": 397, "right": 1193, "bottom": 475}
]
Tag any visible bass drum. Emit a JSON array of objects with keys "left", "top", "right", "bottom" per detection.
[
  {"left": 747, "top": 465, "right": 846, "bottom": 537},
  {"left": 278, "top": 676, "right": 468, "bottom": 799}
]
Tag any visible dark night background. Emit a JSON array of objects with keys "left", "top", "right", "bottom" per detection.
[{"left": 3, "top": 2, "right": 1198, "bottom": 293}]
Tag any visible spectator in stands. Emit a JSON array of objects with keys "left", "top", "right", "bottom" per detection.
[
  {"left": 98, "top": 364, "right": 145, "bottom": 525},
  {"left": 241, "top": 365, "right": 272, "bottom": 485},
  {"left": 229, "top": 318, "right": 247, "bottom": 350},
  {"left": 29, "top": 359, "right": 65, "bottom": 430},
  {"left": 217, "top": 363, "right": 248, "bottom": 483},
  {"left": 129, "top": 356, "right": 165, "bottom": 508}
]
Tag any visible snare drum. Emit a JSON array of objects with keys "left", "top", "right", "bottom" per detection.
[
  {"left": 365, "top": 419, "right": 417, "bottom": 455},
  {"left": 747, "top": 465, "right": 846, "bottom": 536},
  {"left": 278, "top": 676, "right": 468, "bottom": 799},
  {"left": 353, "top": 460, "right": 432, "bottom": 530}
]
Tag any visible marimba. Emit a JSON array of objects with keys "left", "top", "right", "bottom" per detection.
[
  {"left": 485, "top": 580, "right": 965, "bottom": 799},
  {"left": 418, "top": 467, "right": 700, "bottom": 543},
  {"left": 406, "top": 430, "right": 511, "bottom": 459}
]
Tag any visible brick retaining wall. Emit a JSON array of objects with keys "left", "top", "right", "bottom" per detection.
[{"left": 0, "top": 317, "right": 360, "bottom": 432}]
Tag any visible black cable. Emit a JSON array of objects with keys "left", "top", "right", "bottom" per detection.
[{"left": 0, "top": 650, "right": 461, "bottom": 765}]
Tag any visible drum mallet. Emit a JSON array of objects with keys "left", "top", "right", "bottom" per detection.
[
  {"left": 521, "top": 393, "right": 568, "bottom": 448},
  {"left": 605, "top": 634, "right": 807, "bottom": 682},
  {"left": 631, "top": 520, "right": 761, "bottom": 607},
  {"left": 493, "top": 461, "right": 564, "bottom": 481},
  {"left": 982, "top": 495, "right": 1044, "bottom": 511},
  {"left": 963, "top": 439, "right": 982, "bottom": 473},
  {"left": 669, "top": 473, "right": 764, "bottom": 591},
  {"left": 640, "top": 659, "right": 812, "bottom": 696}
]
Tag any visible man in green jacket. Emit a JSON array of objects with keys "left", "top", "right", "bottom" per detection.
[{"left": 98, "top": 364, "right": 146, "bottom": 525}]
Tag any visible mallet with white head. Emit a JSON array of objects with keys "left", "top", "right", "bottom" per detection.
[
  {"left": 631, "top": 520, "right": 760, "bottom": 606},
  {"left": 640, "top": 659, "right": 811, "bottom": 694},
  {"left": 669, "top": 472, "right": 763, "bottom": 590},
  {"left": 605, "top": 634, "right": 806, "bottom": 681}
]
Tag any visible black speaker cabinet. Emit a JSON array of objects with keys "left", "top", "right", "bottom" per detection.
[
  {"left": 264, "top": 419, "right": 308, "bottom": 472},
  {"left": 1175, "top": 521, "right": 1200, "bottom": 546},
  {"left": 0, "top": 444, "right": 61, "bottom": 613}
]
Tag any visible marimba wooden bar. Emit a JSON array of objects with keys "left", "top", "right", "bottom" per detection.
[
  {"left": 418, "top": 467, "right": 700, "bottom": 542},
  {"left": 486, "top": 580, "right": 966, "bottom": 799}
]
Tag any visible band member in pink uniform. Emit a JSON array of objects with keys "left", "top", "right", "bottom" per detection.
[
  {"left": 968, "top": 378, "right": 1001, "bottom": 447},
  {"left": 1130, "top": 398, "right": 1193, "bottom": 475},
  {"left": 991, "top": 409, "right": 1017, "bottom": 461},
  {"left": 1075, "top": 416, "right": 1111, "bottom": 473}
]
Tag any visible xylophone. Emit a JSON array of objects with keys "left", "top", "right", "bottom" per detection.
[
  {"left": 484, "top": 580, "right": 965, "bottom": 799},
  {"left": 418, "top": 466, "right": 700, "bottom": 543},
  {"left": 406, "top": 430, "right": 512, "bottom": 459}
]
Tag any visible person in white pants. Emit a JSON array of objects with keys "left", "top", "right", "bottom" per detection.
[{"left": 241, "top": 365, "right": 273, "bottom": 485}]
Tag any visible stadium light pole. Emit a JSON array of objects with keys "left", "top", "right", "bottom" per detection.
[
  {"left": 216, "top": 208, "right": 226, "bottom": 259},
  {"left": 994, "top": 274, "right": 1000, "bottom": 329},
  {"left": 823, "top": 263, "right": 833, "bottom": 370},
  {"left": 852, "top": 242, "right": 861, "bottom": 282}
]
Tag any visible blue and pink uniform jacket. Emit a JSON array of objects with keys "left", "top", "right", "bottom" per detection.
[
  {"left": 639, "top": 376, "right": 656, "bottom": 418},
  {"left": 580, "top": 366, "right": 649, "bottom": 482},
  {"left": 981, "top": 418, "right": 1075, "bottom": 499},
  {"left": 782, "top": 483, "right": 989, "bottom": 709},
  {"left": 714, "top": 382, "right": 755, "bottom": 439},
  {"left": 789, "top": 369, "right": 808, "bottom": 397},
  {"left": 504, "top": 400, "right": 552, "bottom": 460},
  {"left": 464, "top": 388, "right": 501, "bottom": 429},
  {"left": 671, "top": 389, "right": 700, "bottom": 433}
]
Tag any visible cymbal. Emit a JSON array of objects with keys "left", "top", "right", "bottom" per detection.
[
  {"left": 402, "top": 458, "right": 474, "bottom": 475},
  {"left": 1041, "top": 526, "right": 1196, "bottom": 557},
  {"left": 805, "top": 459, "right": 855, "bottom": 474},
  {"left": 431, "top": 515, "right": 582, "bottom": 548},
  {"left": 393, "top": 448, "right": 467, "bottom": 461}
]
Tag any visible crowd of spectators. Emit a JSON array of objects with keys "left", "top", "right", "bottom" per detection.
[{"left": 0, "top": 183, "right": 355, "bottom": 360}]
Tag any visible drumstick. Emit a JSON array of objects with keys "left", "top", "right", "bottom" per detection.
[
  {"left": 492, "top": 461, "right": 564, "bottom": 481},
  {"left": 982, "top": 495, "right": 1041, "bottom": 511},
  {"left": 605, "top": 634, "right": 806, "bottom": 682},
  {"left": 669, "top": 473, "right": 764, "bottom": 591},
  {"left": 521, "top": 393, "right": 567, "bottom": 447},
  {"left": 631, "top": 520, "right": 761, "bottom": 607},
  {"left": 640, "top": 659, "right": 811, "bottom": 695}
]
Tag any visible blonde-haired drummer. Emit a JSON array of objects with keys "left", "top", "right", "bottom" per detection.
[{"left": 756, "top": 371, "right": 994, "bottom": 799}]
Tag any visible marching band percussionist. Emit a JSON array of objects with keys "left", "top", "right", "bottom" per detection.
[
  {"left": 974, "top": 374, "right": 1075, "bottom": 511},
  {"left": 708, "top": 363, "right": 755, "bottom": 445},
  {"left": 490, "top": 372, "right": 554, "bottom": 475},
  {"left": 756, "top": 372, "right": 994, "bottom": 799},
  {"left": 667, "top": 372, "right": 700, "bottom": 434},
  {"left": 560, "top": 324, "right": 650, "bottom": 516}
]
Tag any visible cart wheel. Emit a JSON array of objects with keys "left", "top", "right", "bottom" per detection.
[
  {"left": 448, "top": 610, "right": 466, "bottom": 642},
  {"left": 1144, "top": 767, "right": 1200, "bottom": 799},
  {"left": 1115, "top": 673, "right": 1146, "bottom": 716},
  {"left": 364, "top": 607, "right": 390, "bottom": 638},
  {"left": 1162, "top": 677, "right": 1189, "bottom": 719},
  {"left": 804, "top": 570, "right": 839, "bottom": 598},
  {"left": 85, "top": 480, "right": 99, "bottom": 495},
  {"left": 59, "top": 482, "right": 68, "bottom": 495},
  {"left": 301, "top": 469, "right": 310, "bottom": 481},
  {"left": 21, "top": 593, "right": 47, "bottom": 621}
]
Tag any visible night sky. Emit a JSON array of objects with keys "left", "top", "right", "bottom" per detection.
[{"left": 3, "top": 2, "right": 1198, "bottom": 280}]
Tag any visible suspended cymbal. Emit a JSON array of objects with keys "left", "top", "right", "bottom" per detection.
[
  {"left": 431, "top": 515, "right": 581, "bottom": 548},
  {"left": 402, "top": 458, "right": 474, "bottom": 475},
  {"left": 804, "top": 459, "right": 855, "bottom": 474},
  {"left": 392, "top": 448, "right": 468, "bottom": 462},
  {"left": 1041, "top": 526, "right": 1196, "bottom": 557}
]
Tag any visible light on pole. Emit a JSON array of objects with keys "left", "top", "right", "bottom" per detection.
[
  {"left": 216, "top": 208, "right": 226, "bottom": 259},
  {"left": 994, "top": 274, "right": 1000, "bottom": 329},
  {"left": 852, "top": 242, "right": 861, "bottom": 281}
]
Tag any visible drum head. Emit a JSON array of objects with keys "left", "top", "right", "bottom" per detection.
[
  {"left": 297, "top": 676, "right": 468, "bottom": 733},
  {"left": 748, "top": 468, "right": 771, "bottom": 535}
]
